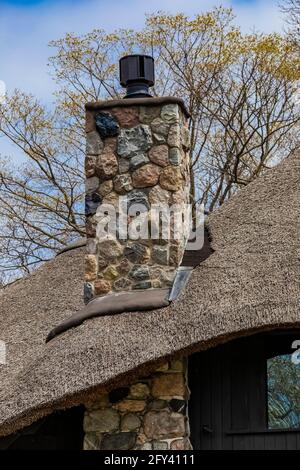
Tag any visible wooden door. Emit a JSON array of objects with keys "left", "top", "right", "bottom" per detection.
[{"left": 188, "top": 332, "right": 300, "bottom": 450}]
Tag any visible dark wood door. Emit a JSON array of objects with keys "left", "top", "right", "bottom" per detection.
[{"left": 188, "top": 333, "right": 300, "bottom": 450}]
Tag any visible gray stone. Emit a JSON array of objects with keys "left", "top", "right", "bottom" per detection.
[
  {"left": 161, "top": 104, "right": 180, "bottom": 124},
  {"left": 129, "top": 153, "right": 149, "bottom": 170},
  {"left": 95, "top": 112, "right": 119, "bottom": 138},
  {"left": 139, "top": 106, "right": 161, "bottom": 123},
  {"left": 84, "top": 282, "right": 94, "bottom": 304},
  {"left": 124, "top": 243, "right": 150, "bottom": 263},
  {"left": 83, "top": 408, "right": 120, "bottom": 433},
  {"left": 152, "top": 246, "right": 169, "bottom": 265},
  {"left": 167, "top": 125, "right": 181, "bottom": 148},
  {"left": 129, "top": 265, "right": 150, "bottom": 281},
  {"left": 148, "top": 399, "right": 168, "bottom": 411},
  {"left": 153, "top": 133, "right": 166, "bottom": 144},
  {"left": 86, "top": 238, "right": 97, "bottom": 254},
  {"left": 118, "top": 157, "right": 130, "bottom": 174},
  {"left": 153, "top": 441, "right": 169, "bottom": 450},
  {"left": 169, "top": 147, "right": 181, "bottom": 166},
  {"left": 86, "top": 131, "right": 103, "bottom": 155},
  {"left": 121, "top": 414, "right": 141, "bottom": 432},
  {"left": 133, "top": 280, "right": 152, "bottom": 289},
  {"left": 139, "top": 442, "right": 152, "bottom": 450},
  {"left": 84, "top": 432, "right": 102, "bottom": 450},
  {"left": 101, "top": 432, "right": 136, "bottom": 450},
  {"left": 149, "top": 186, "right": 170, "bottom": 205},
  {"left": 117, "top": 125, "right": 152, "bottom": 159},
  {"left": 181, "top": 126, "right": 190, "bottom": 149},
  {"left": 114, "top": 174, "right": 133, "bottom": 194},
  {"left": 127, "top": 190, "right": 150, "bottom": 210},
  {"left": 86, "top": 176, "right": 100, "bottom": 194},
  {"left": 151, "top": 118, "right": 169, "bottom": 137}
]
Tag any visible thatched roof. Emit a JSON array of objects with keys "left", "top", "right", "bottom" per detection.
[{"left": 0, "top": 150, "right": 300, "bottom": 436}]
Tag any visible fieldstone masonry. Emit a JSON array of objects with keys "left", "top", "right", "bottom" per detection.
[
  {"left": 84, "top": 98, "right": 191, "bottom": 301},
  {"left": 83, "top": 358, "right": 191, "bottom": 450}
]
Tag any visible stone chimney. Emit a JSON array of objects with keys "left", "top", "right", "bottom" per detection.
[{"left": 84, "top": 86, "right": 190, "bottom": 303}]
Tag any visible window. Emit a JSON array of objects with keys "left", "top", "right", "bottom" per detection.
[{"left": 267, "top": 353, "right": 300, "bottom": 430}]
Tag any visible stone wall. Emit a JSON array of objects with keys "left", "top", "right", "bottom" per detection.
[
  {"left": 84, "top": 99, "right": 191, "bottom": 302},
  {"left": 83, "top": 358, "right": 191, "bottom": 450}
]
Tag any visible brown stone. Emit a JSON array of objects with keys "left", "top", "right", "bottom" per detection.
[
  {"left": 116, "top": 258, "right": 132, "bottom": 275},
  {"left": 102, "top": 190, "right": 120, "bottom": 207},
  {"left": 149, "top": 186, "right": 170, "bottom": 205},
  {"left": 160, "top": 167, "right": 183, "bottom": 191},
  {"left": 113, "top": 399, "right": 146, "bottom": 412},
  {"left": 86, "top": 110, "right": 95, "bottom": 133},
  {"left": 85, "top": 393, "right": 110, "bottom": 410},
  {"left": 94, "top": 279, "right": 111, "bottom": 295},
  {"left": 110, "top": 107, "right": 139, "bottom": 128},
  {"left": 129, "top": 383, "right": 150, "bottom": 399},
  {"left": 143, "top": 411, "right": 185, "bottom": 439},
  {"left": 152, "top": 373, "right": 186, "bottom": 398},
  {"left": 85, "top": 254, "right": 97, "bottom": 281},
  {"left": 132, "top": 164, "right": 160, "bottom": 188},
  {"left": 149, "top": 145, "right": 169, "bottom": 167},
  {"left": 98, "top": 180, "right": 113, "bottom": 197},
  {"left": 86, "top": 216, "right": 97, "bottom": 238},
  {"left": 85, "top": 155, "right": 96, "bottom": 177},
  {"left": 170, "top": 438, "right": 188, "bottom": 450},
  {"left": 83, "top": 432, "right": 102, "bottom": 450},
  {"left": 114, "top": 277, "right": 132, "bottom": 291},
  {"left": 96, "top": 139, "right": 118, "bottom": 180},
  {"left": 98, "top": 238, "right": 123, "bottom": 263}
]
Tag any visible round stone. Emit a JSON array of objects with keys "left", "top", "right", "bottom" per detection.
[
  {"left": 129, "top": 265, "right": 150, "bottom": 281},
  {"left": 98, "top": 180, "right": 113, "bottom": 197},
  {"left": 149, "top": 145, "right": 169, "bottom": 167},
  {"left": 94, "top": 279, "right": 111, "bottom": 295},
  {"left": 167, "top": 125, "right": 181, "bottom": 148},
  {"left": 132, "top": 164, "right": 160, "bottom": 188},
  {"left": 110, "top": 107, "right": 139, "bottom": 128},
  {"left": 169, "top": 147, "right": 181, "bottom": 166},
  {"left": 161, "top": 104, "right": 180, "bottom": 123},
  {"left": 98, "top": 238, "right": 123, "bottom": 262},
  {"left": 139, "top": 106, "right": 161, "bottom": 124},
  {"left": 85, "top": 254, "right": 97, "bottom": 281},
  {"left": 149, "top": 186, "right": 170, "bottom": 205},
  {"left": 113, "top": 174, "right": 133, "bottom": 194},
  {"left": 121, "top": 414, "right": 141, "bottom": 432},
  {"left": 114, "top": 277, "right": 132, "bottom": 291},
  {"left": 160, "top": 167, "right": 183, "bottom": 191},
  {"left": 151, "top": 118, "right": 169, "bottom": 137},
  {"left": 117, "top": 125, "right": 152, "bottom": 158}
]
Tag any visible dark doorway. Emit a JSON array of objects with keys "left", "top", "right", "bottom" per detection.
[
  {"left": 0, "top": 406, "right": 85, "bottom": 450},
  {"left": 188, "top": 331, "right": 300, "bottom": 450}
]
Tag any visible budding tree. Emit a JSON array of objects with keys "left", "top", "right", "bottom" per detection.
[{"left": 0, "top": 7, "right": 299, "bottom": 281}]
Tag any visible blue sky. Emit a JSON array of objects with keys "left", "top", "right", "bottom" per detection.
[{"left": 0, "top": 0, "right": 286, "bottom": 158}]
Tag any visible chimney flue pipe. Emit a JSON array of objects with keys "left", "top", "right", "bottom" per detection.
[{"left": 119, "top": 54, "right": 154, "bottom": 98}]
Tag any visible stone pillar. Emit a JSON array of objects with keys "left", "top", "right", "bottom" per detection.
[
  {"left": 83, "top": 357, "right": 191, "bottom": 450},
  {"left": 84, "top": 98, "right": 190, "bottom": 302}
]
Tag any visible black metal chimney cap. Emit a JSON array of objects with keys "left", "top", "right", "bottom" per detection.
[{"left": 119, "top": 54, "right": 155, "bottom": 98}]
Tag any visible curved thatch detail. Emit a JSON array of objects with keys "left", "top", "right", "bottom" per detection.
[{"left": 0, "top": 151, "right": 300, "bottom": 436}]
